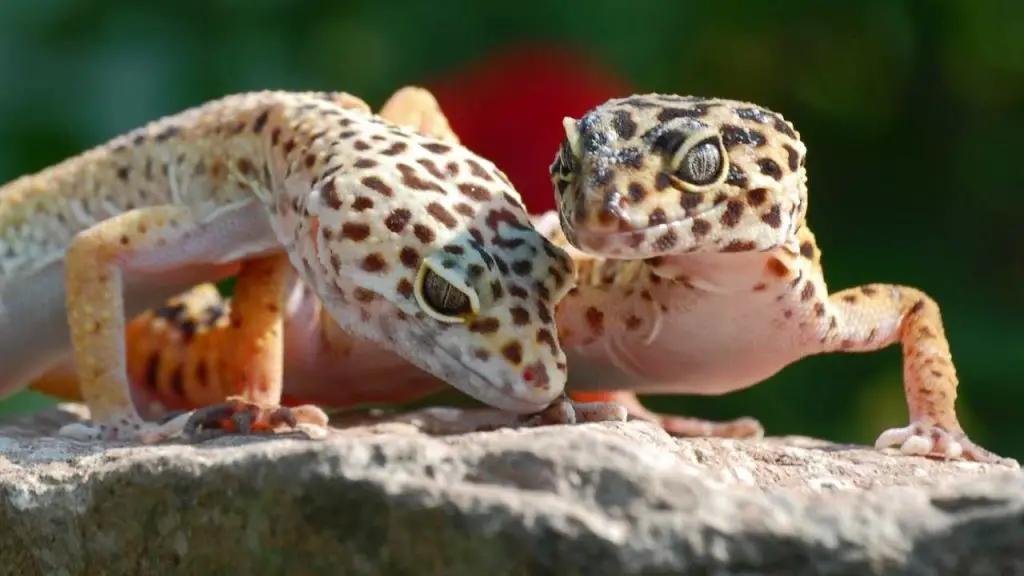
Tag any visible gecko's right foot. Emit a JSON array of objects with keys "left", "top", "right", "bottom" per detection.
[
  {"left": 874, "top": 420, "right": 1019, "bottom": 466},
  {"left": 58, "top": 411, "right": 193, "bottom": 444},
  {"left": 182, "top": 397, "right": 330, "bottom": 439}
]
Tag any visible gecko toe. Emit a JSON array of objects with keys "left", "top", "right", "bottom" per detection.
[
  {"left": 183, "top": 397, "right": 329, "bottom": 439},
  {"left": 875, "top": 421, "right": 1018, "bottom": 466}
]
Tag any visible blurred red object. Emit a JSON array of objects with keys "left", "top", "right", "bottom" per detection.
[{"left": 428, "top": 44, "right": 631, "bottom": 214}]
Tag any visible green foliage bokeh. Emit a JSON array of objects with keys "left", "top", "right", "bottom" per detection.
[{"left": 0, "top": 0, "right": 1021, "bottom": 459}]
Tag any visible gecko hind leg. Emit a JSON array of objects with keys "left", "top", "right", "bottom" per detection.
[{"left": 176, "top": 254, "right": 329, "bottom": 440}]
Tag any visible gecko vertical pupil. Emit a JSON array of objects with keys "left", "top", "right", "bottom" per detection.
[
  {"left": 421, "top": 268, "right": 472, "bottom": 317},
  {"left": 678, "top": 137, "right": 724, "bottom": 186}
]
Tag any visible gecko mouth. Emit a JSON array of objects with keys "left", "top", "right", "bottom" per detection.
[{"left": 389, "top": 315, "right": 554, "bottom": 414}]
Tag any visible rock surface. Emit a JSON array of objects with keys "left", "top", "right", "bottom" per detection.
[{"left": 0, "top": 404, "right": 1022, "bottom": 575}]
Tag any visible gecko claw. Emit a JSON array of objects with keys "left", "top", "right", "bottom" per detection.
[
  {"left": 182, "top": 397, "right": 330, "bottom": 439},
  {"left": 875, "top": 421, "right": 1019, "bottom": 467}
]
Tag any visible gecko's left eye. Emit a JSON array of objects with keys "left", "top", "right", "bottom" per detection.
[
  {"left": 415, "top": 265, "right": 477, "bottom": 323},
  {"left": 671, "top": 133, "right": 727, "bottom": 189}
]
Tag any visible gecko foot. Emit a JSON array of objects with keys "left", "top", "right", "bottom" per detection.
[
  {"left": 570, "top": 391, "right": 764, "bottom": 439},
  {"left": 58, "top": 411, "right": 194, "bottom": 444},
  {"left": 874, "top": 421, "right": 1019, "bottom": 467},
  {"left": 519, "top": 395, "right": 629, "bottom": 427},
  {"left": 182, "top": 397, "right": 330, "bottom": 440}
]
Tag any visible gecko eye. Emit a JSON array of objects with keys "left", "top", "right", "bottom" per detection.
[
  {"left": 672, "top": 134, "right": 727, "bottom": 188},
  {"left": 415, "top": 265, "right": 476, "bottom": 322}
]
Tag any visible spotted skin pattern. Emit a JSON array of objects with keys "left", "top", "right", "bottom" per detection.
[
  {"left": 2, "top": 87, "right": 578, "bottom": 442},
  {"left": 548, "top": 93, "right": 1013, "bottom": 465}
]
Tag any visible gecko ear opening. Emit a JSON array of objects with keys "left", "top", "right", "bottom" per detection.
[{"left": 414, "top": 262, "right": 479, "bottom": 323}]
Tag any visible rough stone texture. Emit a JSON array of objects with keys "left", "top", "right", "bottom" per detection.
[{"left": 1, "top": 404, "right": 1022, "bottom": 576}]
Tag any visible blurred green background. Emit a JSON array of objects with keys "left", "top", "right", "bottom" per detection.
[{"left": 0, "top": 1, "right": 1021, "bottom": 460}]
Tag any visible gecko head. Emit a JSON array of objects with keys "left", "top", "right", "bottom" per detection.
[
  {"left": 550, "top": 94, "right": 809, "bottom": 259},
  {"left": 305, "top": 124, "right": 576, "bottom": 414}
]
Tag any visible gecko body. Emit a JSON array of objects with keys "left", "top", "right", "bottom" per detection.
[
  {"left": 24, "top": 91, "right": 1008, "bottom": 465},
  {"left": 1, "top": 88, "right": 576, "bottom": 441}
]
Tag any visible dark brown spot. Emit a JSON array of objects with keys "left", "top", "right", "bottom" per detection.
[
  {"left": 171, "top": 366, "right": 185, "bottom": 398},
  {"left": 813, "top": 302, "right": 826, "bottom": 317},
  {"left": 651, "top": 129, "right": 687, "bottom": 156},
  {"left": 501, "top": 342, "right": 523, "bottom": 365},
  {"left": 473, "top": 348, "right": 491, "bottom": 362},
  {"left": 385, "top": 208, "right": 412, "bottom": 233},
  {"left": 509, "top": 285, "right": 528, "bottom": 299},
  {"left": 251, "top": 109, "right": 269, "bottom": 133},
  {"left": 423, "top": 142, "right": 452, "bottom": 154},
  {"left": 860, "top": 286, "right": 878, "bottom": 296},
  {"left": 585, "top": 307, "right": 604, "bottom": 336},
  {"left": 653, "top": 230, "right": 678, "bottom": 251},
  {"left": 725, "top": 165, "right": 748, "bottom": 187},
  {"left": 511, "top": 260, "right": 533, "bottom": 276},
  {"left": 351, "top": 195, "right": 374, "bottom": 212},
  {"left": 800, "top": 282, "right": 816, "bottom": 301},
  {"left": 612, "top": 110, "right": 638, "bottom": 139},
  {"left": 753, "top": 282, "right": 767, "bottom": 291},
  {"left": 784, "top": 144, "right": 800, "bottom": 172},
  {"left": 466, "top": 159, "right": 493, "bottom": 181},
  {"left": 353, "top": 287, "right": 375, "bottom": 303},
  {"left": 648, "top": 208, "right": 667, "bottom": 226},
  {"left": 458, "top": 183, "right": 491, "bottom": 201},
  {"left": 535, "top": 329, "right": 557, "bottom": 356},
  {"left": 426, "top": 203, "right": 458, "bottom": 229},
  {"left": 747, "top": 188, "right": 768, "bottom": 206},
  {"left": 723, "top": 240, "right": 757, "bottom": 252},
  {"left": 909, "top": 300, "right": 926, "bottom": 315},
  {"left": 721, "top": 199, "right": 745, "bottom": 228},
  {"left": 413, "top": 224, "right": 435, "bottom": 244},
  {"left": 658, "top": 106, "right": 708, "bottom": 122},
  {"left": 155, "top": 125, "right": 180, "bottom": 142},
  {"left": 144, "top": 352, "right": 160, "bottom": 388},
  {"left": 691, "top": 218, "right": 712, "bottom": 239},
  {"left": 758, "top": 158, "right": 782, "bottom": 180},
  {"left": 119, "top": 235, "right": 130, "bottom": 246},
  {"left": 353, "top": 140, "right": 371, "bottom": 151},
  {"left": 361, "top": 253, "right": 387, "bottom": 273},
  {"left": 625, "top": 315, "right": 642, "bottom": 331},
  {"left": 841, "top": 294, "right": 858, "bottom": 303},
  {"left": 681, "top": 191, "right": 703, "bottom": 214},
  {"left": 362, "top": 176, "right": 394, "bottom": 197},
  {"left": 627, "top": 182, "right": 646, "bottom": 202},
  {"left": 341, "top": 222, "right": 371, "bottom": 242},
  {"left": 491, "top": 280, "right": 505, "bottom": 300},
  {"left": 760, "top": 204, "right": 782, "bottom": 229},
  {"left": 380, "top": 141, "right": 408, "bottom": 156},
  {"left": 417, "top": 158, "right": 447, "bottom": 180},
  {"left": 468, "top": 317, "right": 500, "bottom": 334},
  {"left": 304, "top": 153, "right": 317, "bottom": 169},
  {"left": 399, "top": 247, "right": 420, "bottom": 269},
  {"left": 396, "top": 278, "right": 414, "bottom": 298},
  {"left": 454, "top": 203, "right": 475, "bottom": 217},
  {"left": 720, "top": 124, "right": 767, "bottom": 148},
  {"left": 510, "top": 307, "right": 530, "bottom": 326},
  {"left": 398, "top": 164, "right": 445, "bottom": 193},
  {"left": 353, "top": 158, "right": 377, "bottom": 169},
  {"left": 116, "top": 166, "right": 130, "bottom": 181},
  {"left": 654, "top": 172, "right": 672, "bottom": 191},
  {"left": 799, "top": 241, "right": 815, "bottom": 259}
]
